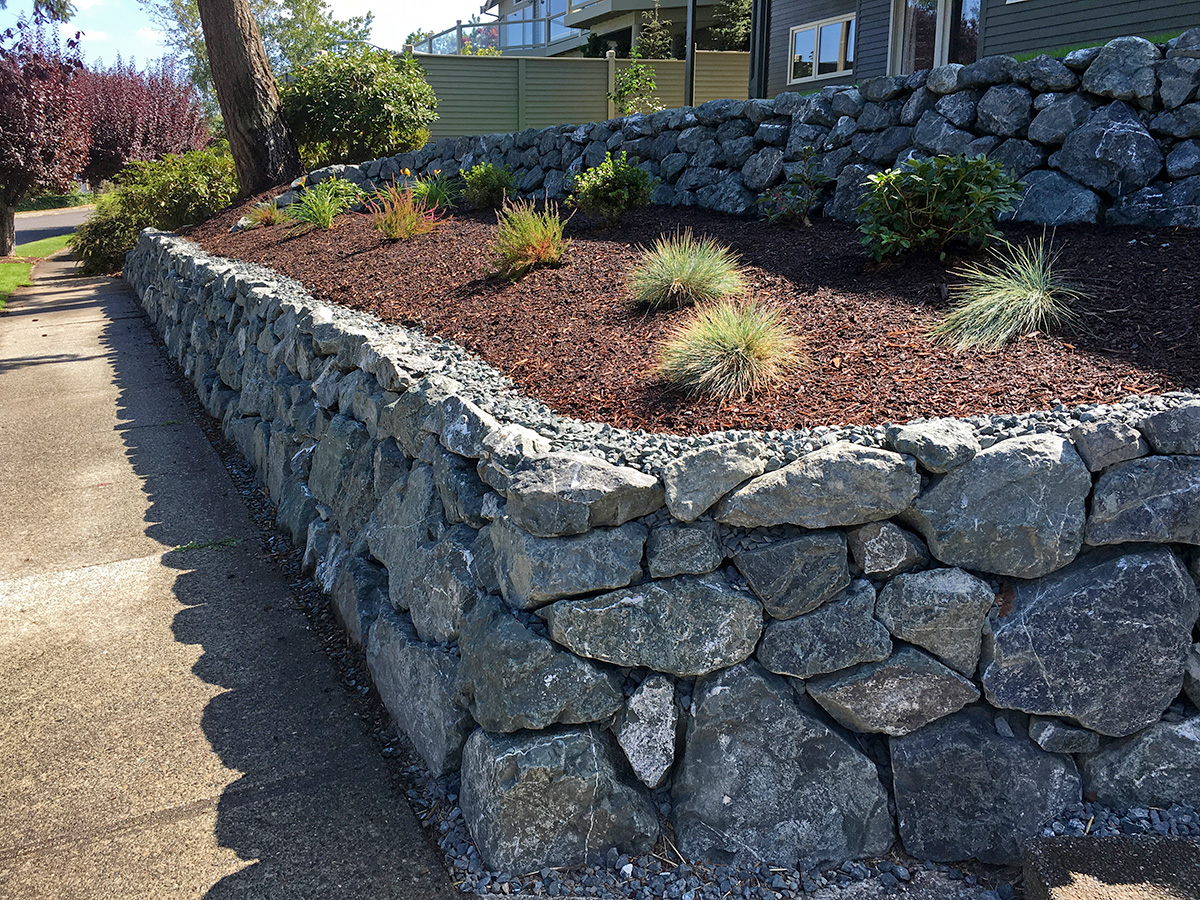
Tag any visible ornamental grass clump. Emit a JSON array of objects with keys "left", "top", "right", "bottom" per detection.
[
  {"left": 461, "top": 161, "right": 516, "bottom": 209},
  {"left": 656, "top": 299, "right": 803, "bottom": 400},
  {"left": 492, "top": 199, "right": 570, "bottom": 279},
  {"left": 285, "top": 177, "right": 363, "bottom": 232},
  {"left": 629, "top": 229, "right": 745, "bottom": 309},
  {"left": 246, "top": 201, "right": 287, "bottom": 228},
  {"left": 931, "top": 233, "right": 1085, "bottom": 350},
  {"left": 366, "top": 180, "right": 444, "bottom": 240}
]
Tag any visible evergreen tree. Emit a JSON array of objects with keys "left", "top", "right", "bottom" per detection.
[
  {"left": 708, "top": 0, "right": 751, "bottom": 51},
  {"left": 636, "top": 0, "right": 673, "bottom": 59}
]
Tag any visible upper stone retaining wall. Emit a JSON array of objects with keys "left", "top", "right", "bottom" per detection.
[
  {"left": 125, "top": 231, "right": 1200, "bottom": 876},
  {"left": 293, "top": 29, "right": 1200, "bottom": 228}
]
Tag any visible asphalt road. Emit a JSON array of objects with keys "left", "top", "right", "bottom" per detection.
[{"left": 15, "top": 205, "right": 93, "bottom": 245}]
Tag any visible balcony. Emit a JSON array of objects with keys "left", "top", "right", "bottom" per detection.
[
  {"left": 412, "top": 13, "right": 585, "bottom": 55},
  {"left": 563, "top": 0, "right": 722, "bottom": 31}
]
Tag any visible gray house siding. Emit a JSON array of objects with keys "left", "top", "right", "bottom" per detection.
[
  {"left": 980, "top": 0, "right": 1200, "bottom": 58},
  {"left": 853, "top": 0, "right": 892, "bottom": 80},
  {"left": 767, "top": 0, "right": 859, "bottom": 97}
]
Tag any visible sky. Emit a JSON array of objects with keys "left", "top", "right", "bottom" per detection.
[{"left": 0, "top": 0, "right": 489, "bottom": 68}]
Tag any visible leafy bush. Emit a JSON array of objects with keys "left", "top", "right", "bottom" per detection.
[
  {"left": 569, "top": 152, "right": 654, "bottom": 226},
  {"left": 609, "top": 56, "right": 663, "bottom": 115},
  {"left": 629, "top": 229, "right": 744, "bottom": 309},
  {"left": 71, "top": 144, "right": 238, "bottom": 273},
  {"left": 412, "top": 170, "right": 458, "bottom": 211},
  {"left": 285, "top": 177, "right": 363, "bottom": 231},
  {"left": 931, "top": 233, "right": 1084, "bottom": 350},
  {"left": 367, "top": 181, "right": 443, "bottom": 240},
  {"left": 461, "top": 162, "right": 515, "bottom": 209},
  {"left": 280, "top": 45, "right": 437, "bottom": 169},
  {"left": 656, "top": 299, "right": 802, "bottom": 400},
  {"left": 16, "top": 189, "right": 93, "bottom": 212},
  {"left": 245, "top": 201, "right": 287, "bottom": 228},
  {"left": 492, "top": 200, "right": 570, "bottom": 279},
  {"left": 756, "top": 146, "right": 832, "bottom": 226},
  {"left": 857, "top": 154, "right": 1022, "bottom": 261}
]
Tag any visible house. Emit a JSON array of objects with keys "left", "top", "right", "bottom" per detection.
[{"left": 751, "top": 0, "right": 1200, "bottom": 98}]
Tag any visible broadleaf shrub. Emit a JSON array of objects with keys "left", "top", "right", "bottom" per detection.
[
  {"left": 568, "top": 151, "right": 654, "bottom": 226},
  {"left": 857, "top": 154, "right": 1022, "bottom": 260},
  {"left": 367, "top": 181, "right": 443, "bottom": 240},
  {"left": 461, "top": 162, "right": 515, "bottom": 209},
  {"left": 71, "top": 144, "right": 237, "bottom": 273},
  {"left": 492, "top": 200, "right": 570, "bottom": 279},
  {"left": 629, "top": 229, "right": 744, "bottom": 309},
  {"left": 280, "top": 45, "right": 437, "bottom": 168}
]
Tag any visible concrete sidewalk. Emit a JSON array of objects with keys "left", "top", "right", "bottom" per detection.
[{"left": 0, "top": 256, "right": 456, "bottom": 899}]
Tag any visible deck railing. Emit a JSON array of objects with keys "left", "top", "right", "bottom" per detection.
[{"left": 413, "top": 15, "right": 583, "bottom": 55}]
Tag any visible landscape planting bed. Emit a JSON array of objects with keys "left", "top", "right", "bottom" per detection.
[{"left": 186, "top": 199, "right": 1200, "bottom": 434}]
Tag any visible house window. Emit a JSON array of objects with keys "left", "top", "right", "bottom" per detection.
[
  {"left": 891, "top": 0, "right": 979, "bottom": 74},
  {"left": 789, "top": 17, "right": 855, "bottom": 84}
]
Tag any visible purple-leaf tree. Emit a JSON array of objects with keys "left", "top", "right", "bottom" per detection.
[{"left": 0, "top": 18, "right": 90, "bottom": 256}]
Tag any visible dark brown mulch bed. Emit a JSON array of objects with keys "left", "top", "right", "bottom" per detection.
[{"left": 183, "top": 194, "right": 1200, "bottom": 435}]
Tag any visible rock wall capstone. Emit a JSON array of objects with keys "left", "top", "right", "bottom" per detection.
[{"left": 125, "top": 230, "right": 1200, "bottom": 874}]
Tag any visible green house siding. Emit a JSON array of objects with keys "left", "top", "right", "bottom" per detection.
[{"left": 980, "top": 0, "right": 1199, "bottom": 58}]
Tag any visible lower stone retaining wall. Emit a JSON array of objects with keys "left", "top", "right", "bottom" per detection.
[
  {"left": 126, "top": 231, "right": 1200, "bottom": 874},
  {"left": 291, "top": 30, "right": 1200, "bottom": 228}
]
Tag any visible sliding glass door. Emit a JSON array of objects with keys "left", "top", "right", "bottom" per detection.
[{"left": 893, "top": 0, "right": 980, "bottom": 75}]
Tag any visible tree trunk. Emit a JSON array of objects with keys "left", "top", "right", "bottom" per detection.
[
  {"left": 0, "top": 197, "right": 16, "bottom": 259},
  {"left": 196, "top": 0, "right": 303, "bottom": 195}
]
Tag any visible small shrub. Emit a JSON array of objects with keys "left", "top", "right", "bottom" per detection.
[
  {"left": 461, "top": 162, "right": 515, "bottom": 209},
  {"left": 412, "top": 170, "right": 458, "bottom": 211},
  {"left": 569, "top": 152, "right": 654, "bottom": 226},
  {"left": 857, "top": 154, "right": 1022, "bottom": 261},
  {"left": 757, "top": 146, "right": 832, "bottom": 226},
  {"left": 629, "top": 229, "right": 744, "bottom": 309},
  {"left": 492, "top": 200, "right": 570, "bottom": 279},
  {"left": 656, "top": 299, "right": 802, "bottom": 400},
  {"left": 931, "top": 233, "right": 1084, "bottom": 350},
  {"left": 285, "top": 177, "right": 363, "bottom": 231},
  {"left": 246, "top": 201, "right": 287, "bottom": 228},
  {"left": 367, "top": 181, "right": 443, "bottom": 240},
  {"left": 608, "top": 55, "right": 664, "bottom": 116}
]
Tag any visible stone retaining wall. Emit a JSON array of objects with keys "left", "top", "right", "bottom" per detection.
[
  {"left": 125, "top": 231, "right": 1200, "bottom": 875},
  {"left": 293, "top": 30, "right": 1200, "bottom": 228}
]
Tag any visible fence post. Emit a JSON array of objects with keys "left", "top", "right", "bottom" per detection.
[
  {"left": 518, "top": 57, "right": 528, "bottom": 131},
  {"left": 606, "top": 49, "right": 616, "bottom": 120}
]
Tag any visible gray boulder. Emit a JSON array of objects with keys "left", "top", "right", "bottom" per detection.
[
  {"left": 1151, "top": 102, "right": 1200, "bottom": 138},
  {"left": 457, "top": 595, "right": 624, "bottom": 732},
  {"left": 439, "top": 395, "right": 499, "bottom": 459},
  {"left": 490, "top": 515, "right": 645, "bottom": 609},
  {"left": 408, "top": 524, "right": 480, "bottom": 643},
  {"left": 1186, "top": 643, "right": 1200, "bottom": 709},
  {"left": 1027, "top": 92, "right": 1095, "bottom": 145},
  {"left": 1086, "top": 455, "right": 1200, "bottom": 546},
  {"left": 715, "top": 442, "right": 919, "bottom": 529},
  {"left": 1106, "top": 176, "right": 1200, "bottom": 227},
  {"left": 661, "top": 439, "right": 767, "bottom": 522},
  {"left": 1055, "top": 102, "right": 1164, "bottom": 197},
  {"left": 460, "top": 727, "right": 659, "bottom": 871},
  {"left": 824, "top": 163, "right": 878, "bottom": 223},
  {"left": 308, "top": 414, "right": 377, "bottom": 537},
  {"left": 850, "top": 125, "right": 914, "bottom": 165},
  {"left": 367, "top": 605, "right": 474, "bottom": 775},
  {"left": 541, "top": 575, "right": 763, "bottom": 677},
  {"left": 960, "top": 54, "right": 1017, "bottom": 89},
  {"left": 1028, "top": 717, "right": 1100, "bottom": 754},
  {"left": 926, "top": 64, "right": 965, "bottom": 95},
  {"left": 847, "top": 521, "right": 930, "bottom": 578},
  {"left": 646, "top": 523, "right": 722, "bottom": 579},
  {"left": 905, "top": 434, "right": 1091, "bottom": 578},
  {"left": 1138, "top": 403, "right": 1200, "bottom": 454},
  {"left": 886, "top": 418, "right": 979, "bottom": 473},
  {"left": 807, "top": 646, "right": 980, "bottom": 736},
  {"left": 1159, "top": 57, "right": 1200, "bottom": 109},
  {"left": 1080, "top": 36, "right": 1161, "bottom": 109},
  {"left": 876, "top": 567, "right": 995, "bottom": 676},
  {"left": 976, "top": 84, "right": 1033, "bottom": 137},
  {"left": 365, "top": 463, "right": 445, "bottom": 611},
  {"left": 993, "top": 138, "right": 1047, "bottom": 178},
  {"left": 1063, "top": 46, "right": 1102, "bottom": 72},
  {"left": 614, "top": 674, "right": 678, "bottom": 789},
  {"left": 672, "top": 663, "right": 894, "bottom": 869},
  {"left": 732, "top": 531, "right": 850, "bottom": 619},
  {"left": 757, "top": 580, "right": 892, "bottom": 679},
  {"left": 1069, "top": 419, "right": 1149, "bottom": 471},
  {"left": 1008, "top": 170, "right": 1101, "bottom": 225},
  {"left": 697, "top": 177, "right": 758, "bottom": 215},
  {"left": 477, "top": 423, "right": 550, "bottom": 492},
  {"left": 1081, "top": 717, "right": 1200, "bottom": 808},
  {"left": 913, "top": 111, "right": 974, "bottom": 156},
  {"left": 1168, "top": 140, "right": 1200, "bottom": 178},
  {"left": 1015, "top": 55, "right": 1080, "bottom": 92},
  {"left": 981, "top": 547, "right": 1199, "bottom": 737},
  {"left": 935, "top": 91, "right": 979, "bottom": 127},
  {"left": 891, "top": 706, "right": 1082, "bottom": 864},
  {"left": 900, "top": 87, "right": 937, "bottom": 126},
  {"left": 504, "top": 452, "right": 663, "bottom": 537},
  {"left": 379, "top": 374, "right": 461, "bottom": 456},
  {"left": 331, "top": 555, "right": 387, "bottom": 647},
  {"left": 431, "top": 443, "right": 488, "bottom": 528},
  {"left": 741, "top": 147, "right": 784, "bottom": 192}
]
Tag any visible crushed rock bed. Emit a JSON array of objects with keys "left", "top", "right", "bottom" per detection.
[{"left": 183, "top": 199, "right": 1200, "bottom": 436}]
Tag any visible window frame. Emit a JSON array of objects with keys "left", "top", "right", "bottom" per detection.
[{"left": 787, "top": 15, "right": 857, "bottom": 86}]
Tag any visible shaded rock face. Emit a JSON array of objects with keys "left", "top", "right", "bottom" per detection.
[
  {"left": 457, "top": 595, "right": 624, "bottom": 733},
  {"left": 365, "top": 463, "right": 446, "bottom": 611},
  {"left": 757, "top": 579, "right": 891, "bottom": 679},
  {"left": 408, "top": 523, "right": 481, "bottom": 642},
  {"left": 806, "top": 646, "right": 980, "bottom": 736},
  {"left": 1086, "top": 455, "right": 1200, "bottom": 546},
  {"left": 981, "top": 547, "right": 1200, "bottom": 737},
  {"left": 1028, "top": 716, "right": 1100, "bottom": 754},
  {"left": 905, "top": 434, "right": 1091, "bottom": 578},
  {"left": 331, "top": 555, "right": 387, "bottom": 647},
  {"left": 1008, "top": 170, "right": 1101, "bottom": 225},
  {"left": 732, "top": 531, "right": 850, "bottom": 619},
  {"left": 614, "top": 674, "right": 678, "bottom": 789},
  {"left": 875, "top": 567, "right": 995, "bottom": 676},
  {"left": 1187, "top": 643, "right": 1200, "bottom": 710},
  {"left": 1055, "top": 102, "right": 1164, "bottom": 197},
  {"left": 309, "top": 413, "right": 377, "bottom": 537},
  {"left": 541, "top": 575, "right": 764, "bottom": 677},
  {"left": 672, "top": 664, "right": 894, "bottom": 870},
  {"left": 661, "top": 440, "right": 766, "bottom": 522},
  {"left": 1138, "top": 403, "right": 1200, "bottom": 455},
  {"left": 460, "top": 727, "right": 660, "bottom": 872},
  {"left": 1081, "top": 717, "right": 1200, "bottom": 809},
  {"left": 715, "top": 443, "right": 919, "bottom": 529},
  {"left": 891, "top": 706, "right": 1082, "bottom": 865},
  {"left": 847, "top": 520, "right": 930, "bottom": 578}
]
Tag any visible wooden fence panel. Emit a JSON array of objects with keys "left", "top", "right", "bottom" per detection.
[{"left": 523, "top": 57, "right": 611, "bottom": 130}]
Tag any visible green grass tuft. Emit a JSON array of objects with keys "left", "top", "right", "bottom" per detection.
[
  {"left": 656, "top": 299, "right": 804, "bottom": 400},
  {"left": 15, "top": 233, "right": 75, "bottom": 258},
  {"left": 246, "top": 202, "right": 288, "bottom": 228},
  {"left": 492, "top": 200, "right": 571, "bottom": 280},
  {"left": 285, "top": 177, "right": 364, "bottom": 232},
  {"left": 367, "top": 181, "right": 444, "bottom": 240},
  {"left": 629, "top": 229, "right": 745, "bottom": 310},
  {"left": 0, "top": 261, "right": 33, "bottom": 312},
  {"left": 412, "top": 171, "right": 459, "bottom": 211},
  {"left": 931, "top": 233, "right": 1085, "bottom": 350}
]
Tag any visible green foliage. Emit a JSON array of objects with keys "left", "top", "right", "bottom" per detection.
[
  {"left": 580, "top": 32, "right": 611, "bottom": 57},
  {"left": 280, "top": 44, "right": 437, "bottom": 169},
  {"left": 568, "top": 152, "right": 655, "bottom": 226},
  {"left": 656, "top": 299, "right": 802, "bottom": 400},
  {"left": 858, "top": 154, "right": 1022, "bottom": 261},
  {"left": 931, "top": 233, "right": 1084, "bottom": 350},
  {"left": 629, "top": 229, "right": 744, "bottom": 310},
  {"left": 412, "top": 170, "right": 458, "bottom": 210},
  {"left": 15, "top": 189, "right": 92, "bottom": 211},
  {"left": 609, "top": 55, "right": 663, "bottom": 115},
  {"left": 461, "top": 162, "right": 515, "bottom": 209},
  {"left": 0, "top": 260, "right": 33, "bottom": 311},
  {"left": 246, "top": 201, "right": 287, "bottom": 228},
  {"left": 285, "top": 176, "right": 363, "bottom": 231},
  {"left": 707, "top": 0, "right": 752, "bottom": 50},
  {"left": 14, "top": 232, "right": 73, "bottom": 257},
  {"left": 367, "top": 180, "right": 443, "bottom": 240},
  {"left": 636, "top": 1, "right": 674, "bottom": 59},
  {"left": 71, "top": 144, "right": 238, "bottom": 274},
  {"left": 756, "top": 146, "right": 832, "bottom": 226},
  {"left": 492, "top": 200, "right": 570, "bottom": 280}
]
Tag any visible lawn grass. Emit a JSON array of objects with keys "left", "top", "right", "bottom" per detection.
[
  {"left": 0, "top": 233, "right": 74, "bottom": 311},
  {"left": 1012, "top": 29, "right": 1185, "bottom": 62},
  {"left": 15, "top": 233, "right": 74, "bottom": 258}
]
